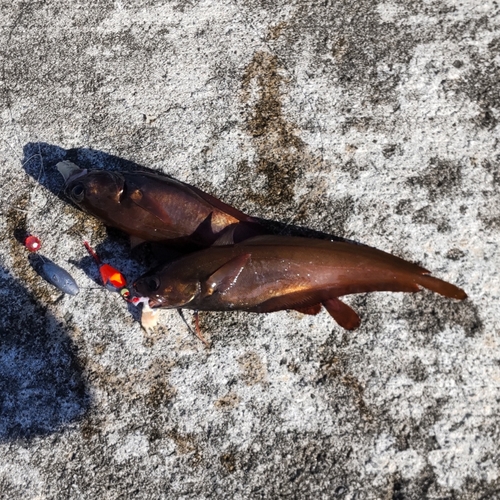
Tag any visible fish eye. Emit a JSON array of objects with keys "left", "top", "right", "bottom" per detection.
[
  {"left": 147, "top": 276, "right": 160, "bottom": 291},
  {"left": 71, "top": 184, "right": 85, "bottom": 202}
]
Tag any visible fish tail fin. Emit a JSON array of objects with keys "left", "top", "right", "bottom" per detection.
[{"left": 417, "top": 274, "right": 467, "bottom": 300}]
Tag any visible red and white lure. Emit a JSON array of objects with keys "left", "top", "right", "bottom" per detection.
[
  {"left": 83, "top": 241, "right": 157, "bottom": 330},
  {"left": 83, "top": 241, "right": 129, "bottom": 296}
]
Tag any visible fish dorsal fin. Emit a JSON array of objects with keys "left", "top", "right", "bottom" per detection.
[
  {"left": 187, "top": 185, "right": 256, "bottom": 223},
  {"left": 204, "top": 254, "right": 251, "bottom": 296},
  {"left": 294, "top": 303, "right": 322, "bottom": 315},
  {"left": 322, "top": 298, "right": 360, "bottom": 330},
  {"left": 193, "top": 212, "right": 215, "bottom": 240}
]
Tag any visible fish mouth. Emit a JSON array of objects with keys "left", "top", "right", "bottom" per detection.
[
  {"left": 56, "top": 160, "right": 88, "bottom": 184},
  {"left": 132, "top": 282, "right": 161, "bottom": 308}
]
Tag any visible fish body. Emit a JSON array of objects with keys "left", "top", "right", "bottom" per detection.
[
  {"left": 57, "top": 161, "right": 263, "bottom": 248},
  {"left": 133, "top": 235, "right": 467, "bottom": 330}
]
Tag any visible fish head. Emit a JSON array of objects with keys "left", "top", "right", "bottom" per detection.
[
  {"left": 133, "top": 270, "right": 200, "bottom": 309},
  {"left": 57, "top": 161, "right": 125, "bottom": 213}
]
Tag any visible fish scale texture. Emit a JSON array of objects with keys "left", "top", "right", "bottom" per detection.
[{"left": 0, "top": 0, "right": 499, "bottom": 498}]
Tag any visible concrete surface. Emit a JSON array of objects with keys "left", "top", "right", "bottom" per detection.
[{"left": 0, "top": 0, "right": 499, "bottom": 498}]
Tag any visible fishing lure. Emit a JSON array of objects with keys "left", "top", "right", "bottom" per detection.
[
  {"left": 83, "top": 242, "right": 163, "bottom": 333},
  {"left": 133, "top": 235, "right": 467, "bottom": 331},
  {"left": 23, "top": 234, "right": 79, "bottom": 295},
  {"left": 83, "top": 241, "right": 130, "bottom": 298},
  {"left": 57, "top": 161, "right": 264, "bottom": 249},
  {"left": 29, "top": 255, "right": 80, "bottom": 295},
  {"left": 40, "top": 260, "right": 79, "bottom": 295}
]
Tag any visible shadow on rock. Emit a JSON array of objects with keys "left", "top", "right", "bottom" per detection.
[
  {"left": 253, "top": 216, "right": 356, "bottom": 243},
  {"left": 0, "top": 264, "right": 89, "bottom": 440}
]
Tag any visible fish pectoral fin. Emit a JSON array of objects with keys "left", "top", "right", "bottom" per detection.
[
  {"left": 322, "top": 298, "right": 361, "bottom": 330},
  {"left": 294, "top": 303, "right": 322, "bottom": 315},
  {"left": 127, "top": 182, "right": 173, "bottom": 226},
  {"left": 205, "top": 253, "right": 251, "bottom": 295}
]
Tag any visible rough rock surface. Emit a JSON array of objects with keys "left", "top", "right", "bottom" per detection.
[{"left": 0, "top": 0, "right": 499, "bottom": 498}]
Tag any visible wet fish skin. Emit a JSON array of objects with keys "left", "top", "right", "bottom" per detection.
[
  {"left": 57, "top": 161, "right": 263, "bottom": 248},
  {"left": 133, "top": 235, "right": 467, "bottom": 330}
]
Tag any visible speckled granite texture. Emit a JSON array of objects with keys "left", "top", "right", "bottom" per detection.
[{"left": 0, "top": 1, "right": 499, "bottom": 498}]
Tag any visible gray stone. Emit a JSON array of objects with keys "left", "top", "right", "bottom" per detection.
[{"left": 0, "top": 0, "right": 499, "bottom": 498}]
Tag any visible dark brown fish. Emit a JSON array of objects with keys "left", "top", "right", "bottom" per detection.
[
  {"left": 133, "top": 235, "right": 467, "bottom": 330},
  {"left": 57, "top": 161, "right": 263, "bottom": 248}
]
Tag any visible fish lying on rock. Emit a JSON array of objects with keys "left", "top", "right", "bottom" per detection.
[
  {"left": 133, "top": 235, "right": 467, "bottom": 330},
  {"left": 55, "top": 161, "right": 467, "bottom": 334},
  {"left": 57, "top": 161, "right": 264, "bottom": 249}
]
